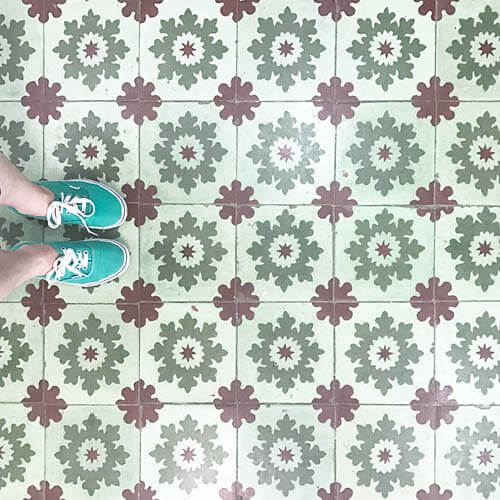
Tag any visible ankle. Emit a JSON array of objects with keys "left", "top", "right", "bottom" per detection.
[
  {"left": 9, "top": 183, "right": 55, "bottom": 217},
  {"left": 15, "top": 244, "right": 59, "bottom": 279}
]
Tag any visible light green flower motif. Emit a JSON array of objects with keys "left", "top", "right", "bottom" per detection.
[
  {"left": 149, "top": 211, "right": 227, "bottom": 291},
  {"left": 0, "top": 316, "right": 32, "bottom": 387},
  {"left": 249, "top": 414, "right": 325, "bottom": 496},
  {"left": 150, "top": 414, "right": 228, "bottom": 494},
  {"left": 347, "top": 414, "right": 423, "bottom": 498},
  {"left": 53, "top": 111, "right": 129, "bottom": 183},
  {"left": 54, "top": 313, "right": 129, "bottom": 396},
  {"left": 446, "top": 417, "right": 500, "bottom": 498},
  {"left": 446, "top": 208, "right": 500, "bottom": 292},
  {"left": 0, "top": 15, "right": 34, "bottom": 84},
  {"left": 150, "top": 9, "right": 228, "bottom": 90},
  {"left": 345, "top": 311, "right": 423, "bottom": 395},
  {"left": 247, "top": 209, "right": 323, "bottom": 292},
  {"left": 247, "top": 311, "right": 323, "bottom": 393},
  {"left": 151, "top": 112, "right": 227, "bottom": 194},
  {"left": 248, "top": 7, "right": 325, "bottom": 91},
  {"left": 247, "top": 111, "right": 324, "bottom": 195},
  {"left": 447, "top": 6, "right": 500, "bottom": 91},
  {"left": 0, "top": 217, "right": 23, "bottom": 247},
  {"left": 347, "top": 111, "right": 424, "bottom": 196},
  {"left": 0, "top": 418, "right": 34, "bottom": 489},
  {"left": 149, "top": 313, "right": 227, "bottom": 392},
  {"left": 346, "top": 209, "right": 424, "bottom": 291},
  {"left": 56, "top": 413, "right": 129, "bottom": 496},
  {"left": 348, "top": 8, "right": 425, "bottom": 91},
  {"left": 447, "top": 312, "right": 500, "bottom": 395},
  {"left": 54, "top": 10, "right": 129, "bottom": 90},
  {"left": 447, "top": 112, "right": 500, "bottom": 197},
  {"left": 0, "top": 116, "right": 35, "bottom": 171}
]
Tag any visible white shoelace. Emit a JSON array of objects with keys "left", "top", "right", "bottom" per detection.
[
  {"left": 46, "top": 186, "right": 96, "bottom": 235},
  {"left": 46, "top": 247, "right": 89, "bottom": 284}
]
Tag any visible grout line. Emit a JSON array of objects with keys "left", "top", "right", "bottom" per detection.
[{"left": 152, "top": 202, "right": 500, "bottom": 208}]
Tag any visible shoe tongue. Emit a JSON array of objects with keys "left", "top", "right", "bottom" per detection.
[
  {"left": 60, "top": 245, "right": 92, "bottom": 279},
  {"left": 59, "top": 185, "right": 93, "bottom": 215}
]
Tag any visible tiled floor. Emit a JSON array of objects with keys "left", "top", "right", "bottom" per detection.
[{"left": 0, "top": 0, "right": 499, "bottom": 499}]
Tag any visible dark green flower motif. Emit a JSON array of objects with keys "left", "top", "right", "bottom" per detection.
[
  {"left": 347, "top": 414, "right": 423, "bottom": 498},
  {"left": 0, "top": 15, "right": 34, "bottom": 84},
  {"left": 248, "top": 7, "right": 325, "bottom": 91},
  {"left": 0, "top": 217, "right": 23, "bottom": 247},
  {"left": 149, "top": 313, "right": 227, "bottom": 392},
  {"left": 151, "top": 112, "right": 227, "bottom": 194},
  {"left": 0, "top": 418, "right": 34, "bottom": 489},
  {"left": 446, "top": 208, "right": 500, "bottom": 292},
  {"left": 345, "top": 311, "right": 423, "bottom": 395},
  {"left": 348, "top": 8, "right": 425, "bottom": 91},
  {"left": 0, "top": 116, "right": 35, "bottom": 170},
  {"left": 446, "top": 417, "right": 500, "bottom": 498},
  {"left": 249, "top": 413, "right": 325, "bottom": 496},
  {"left": 247, "top": 111, "right": 324, "bottom": 195},
  {"left": 247, "top": 209, "right": 323, "bottom": 292},
  {"left": 150, "top": 9, "right": 228, "bottom": 90},
  {"left": 0, "top": 317, "right": 33, "bottom": 388},
  {"left": 56, "top": 413, "right": 129, "bottom": 496},
  {"left": 247, "top": 311, "right": 323, "bottom": 393},
  {"left": 448, "top": 312, "right": 500, "bottom": 395},
  {"left": 447, "top": 6, "right": 500, "bottom": 92},
  {"left": 150, "top": 414, "right": 228, "bottom": 494},
  {"left": 54, "top": 10, "right": 129, "bottom": 90},
  {"left": 447, "top": 112, "right": 500, "bottom": 197},
  {"left": 346, "top": 209, "right": 424, "bottom": 291},
  {"left": 54, "top": 313, "right": 129, "bottom": 396},
  {"left": 347, "top": 111, "right": 424, "bottom": 196},
  {"left": 53, "top": 111, "right": 129, "bottom": 183},
  {"left": 149, "top": 211, "right": 227, "bottom": 291}
]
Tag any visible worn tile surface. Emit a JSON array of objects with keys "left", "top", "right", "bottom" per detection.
[{"left": 0, "top": 0, "right": 499, "bottom": 498}]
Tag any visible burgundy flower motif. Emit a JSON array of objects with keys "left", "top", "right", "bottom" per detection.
[
  {"left": 416, "top": 484, "right": 453, "bottom": 500},
  {"left": 219, "top": 481, "right": 255, "bottom": 500},
  {"left": 213, "top": 278, "right": 260, "bottom": 326},
  {"left": 122, "top": 179, "right": 161, "bottom": 227},
  {"left": 117, "top": 77, "right": 161, "bottom": 125},
  {"left": 312, "top": 379, "right": 359, "bottom": 429},
  {"left": 312, "top": 181, "right": 358, "bottom": 223},
  {"left": 214, "top": 180, "right": 259, "bottom": 225},
  {"left": 410, "top": 277, "right": 458, "bottom": 326},
  {"left": 216, "top": 0, "right": 260, "bottom": 22},
  {"left": 21, "top": 77, "right": 66, "bottom": 125},
  {"left": 410, "top": 181, "right": 457, "bottom": 222},
  {"left": 118, "top": 0, "right": 163, "bottom": 23},
  {"left": 116, "top": 380, "right": 163, "bottom": 429},
  {"left": 22, "top": 380, "right": 67, "bottom": 428},
  {"left": 24, "top": 481, "right": 64, "bottom": 500},
  {"left": 311, "top": 278, "right": 358, "bottom": 326},
  {"left": 412, "top": 77, "right": 459, "bottom": 126},
  {"left": 214, "top": 380, "right": 260, "bottom": 428},
  {"left": 415, "top": 0, "right": 459, "bottom": 21},
  {"left": 315, "top": 0, "right": 359, "bottom": 21},
  {"left": 318, "top": 482, "right": 353, "bottom": 500},
  {"left": 313, "top": 77, "right": 360, "bottom": 126},
  {"left": 116, "top": 278, "right": 163, "bottom": 328},
  {"left": 122, "top": 482, "right": 157, "bottom": 500},
  {"left": 214, "top": 77, "right": 261, "bottom": 126},
  {"left": 410, "top": 379, "right": 458, "bottom": 430},
  {"left": 21, "top": 280, "right": 66, "bottom": 327},
  {"left": 22, "top": 0, "right": 66, "bottom": 23}
]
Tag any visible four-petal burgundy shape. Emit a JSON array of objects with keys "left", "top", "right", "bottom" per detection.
[
  {"left": 214, "top": 380, "right": 260, "bottom": 428},
  {"left": 122, "top": 179, "right": 161, "bottom": 227},
  {"left": 21, "top": 77, "right": 66, "bottom": 125},
  {"left": 219, "top": 481, "right": 255, "bottom": 500},
  {"left": 411, "top": 277, "right": 459, "bottom": 326},
  {"left": 410, "top": 181, "right": 457, "bottom": 222},
  {"left": 24, "top": 480, "right": 64, "bottom": 500},
  {"left": 215, "top": 180, "right": 259, "bottom": 225},
  {"left": 415, "top": 0, "right": 459, "bottom": 21},
  {"left": 213, "top": 278, "right": 260, "bottom": 326},
  {"left": 312, "top": 182, "right": 358, "bottom": 223},
  {"left": 117, "top": 77, "right": 161, "bottom": 125},
  {"left": 118, "top": 0, "right": 163, "bottom": 23},
  {"left": 22, "top": 0, "right": 66, "bottom": 23},
  {"left": 116, "top": 380, "right": 164, "bottom": 428},
  {"left": 312, "top": 379, "right": 359, "bottom": 429},
  {"left": 412, "top": 77, "right": 459, "bottom": 126},
  {"left": 318, "top": 482, "right": 353, "bottom": 500},
  {"left": 313, "top": 77, "right": 360, "bottom": 126},
  {"left": 411, "top": 379, "right": 458, "bottom": 430},
  {"left": 216, "top": 0, "right": 260, "bottom": 22},
  {"left": 416, "top": 484, "right": 453, "bottom": 500},
  {"left": 21, "top": 280, "right": 66, "bottom": 327},
  {"left": 116, "top": 278, "right": 163, "bottom": 327},
  {"left": 214, "top": 77, "right": 261, "bottom": 126},
  {"left": 22, "top": 380, "right": 67, "bottom": 428},
  {"left": 122, "top": 481, "right": 158, "bottom": 500}
]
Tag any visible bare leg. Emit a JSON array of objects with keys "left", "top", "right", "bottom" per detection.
[
  {"left": 0, "top": 152, "right": 54, "bottom": 216},
  {"left": 0, "top": 244, "right": 58, "bottom": 300}
]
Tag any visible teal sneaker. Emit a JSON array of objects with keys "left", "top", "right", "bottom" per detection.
[
  {"left": 11, "top": 179, "right": 127, "bottom": 233},
  {"left": 11, "top": 239, "right": 130, "bottom": 287}
]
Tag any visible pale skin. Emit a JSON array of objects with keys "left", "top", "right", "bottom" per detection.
[{"left": 0, "top": 153, "right": 59, "bottom": 300}]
